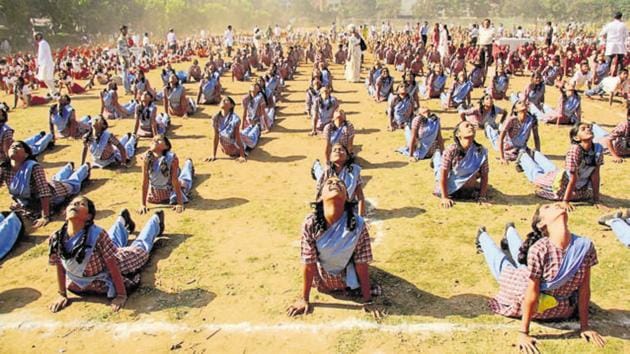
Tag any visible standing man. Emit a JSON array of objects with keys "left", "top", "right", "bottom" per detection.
[
  {"left": 599, "top": 12, "right": 628, "bottom": 76},
  {"left": 224, "top": 25, "right": 234, "bottom": 58},
  {"left": 34, "top": 32, "right": 56, "bottom": 98},
  {"left": 117, "top": 25, "right": 132, "bottom": 94},
  {"left": 167, "top": 28, "right": 177, "bottom": 52},
  {"left": 544, "top": 21, "right": 554, "bottom": 47},
  {"left": 478, "top": 19, "right": 495, "bottom": 69},
  {"left": 420, "top": 21, "right": 429, "bottom": 46}
]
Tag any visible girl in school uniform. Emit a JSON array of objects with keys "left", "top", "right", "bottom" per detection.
[
  {"left": 432, "top": 121, "right": 489, "bottom": 208},
  {"left": 207, "top": 96, "right": 246, "bottom": 163},
  {"left": 374, "top": 67, "right": 394, "bottom": 102},
  {"left": 387, "top": 84, "right": 414, "bottom": 131},
  {"left": 13, "top": 77, "right": 51, "bottom": 109},
  {"left": 81, "top": 116, "right": 136, "bottom": 168},
  {"left": 138, "top": 135, "right": 194, "bottom": 214},
  {"left": 305, "top": 78, "right": 322, "bottom": 120},
  {"left": 132, "top": 70, "right": 156, "bottom": 102},
  {"left": 163, "top": 74, "right": 196, "bottom": 118},
  {"left": 459, "top": 93, "right": 507, "bottom": 129},
  {"left": 494, "top": 101, "right": 540, "bottom": 163},
  {"left": 241, "top": 84, "right": 270, "bottom": 149},
  {"left": 322, "top": 109, "right": 355, "bottom": 163},
  {"left": 287, "top": 176, "right": 380, "bottom": 318},
  {"left": 100, "top": 82, "right": 137, "bottom": 119},
  {"left": 310, "top": 86, "right": 339, "bottom": 136},
  {"left": 0, "top": 140, "right": 90, "bottom": 227},
  {"left": 196, "top": 70, "right": 222, "bottom": 105},
  {"left": 312, "top": 143, "right": 366, "bottom": 216},
  {"left": 592, "top": 106, "right": 630, "bottom": 163},
  {"left": 1, "top": 104, "right": 53, "bottom": 159},
  {"left": 536, "top": 81, "right": 581, "bottom": 126},
  {"left": 420, "top": 63, "right": 447, "bottom": 99},
  {"left": 48, "top": 196, "right": 165, "bottom": 313},
  {"left": 441, "top": 71, "right": 472, "bottom": 109},
  {"left": 489, "top": 64, "right": 510, "bottom": 100},
  {"left": 134, "top": 91, "right": 170, "bottom": 138},
  {"left": 398, "top": 107, "right": 444, "bottom": 162},
  {"left": 516, "top": 122, "right": 606, "bottom": 209},
  {"left": 49, "top": 95, "right": 91, "bottom": 142},
  {"left": 475, "top": 204, "right": 606, "bottom": 353}
]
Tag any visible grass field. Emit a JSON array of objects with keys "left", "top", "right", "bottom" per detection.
[{"left": 0, "top": 53, "right": 628, "bottom": 353}]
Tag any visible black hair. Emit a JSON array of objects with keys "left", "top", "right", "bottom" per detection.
[
  {"left": 569, "top": 122, "right": 591, "bottom": 144},
  {"left": 49, "top": 195, "right": 96, "bottom": 264},
  {"left": 453, "top": 121, "right": 482, "bottom": 157},
  {"left": 478, "top": 93, "right": 496, "bottom": 118},
  {"left": 517, "top": 206, "right": 544, "bottom": 265},
  {"left": 0, "top": 102, "right": 8, "bottom": 122},
  {"left": 311, "top": 178, "right": 358, "bottom": 235},
  {"left": 614, "top": 12, "right": 622, "bottom": 20}
]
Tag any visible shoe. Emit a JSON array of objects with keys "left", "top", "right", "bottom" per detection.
[
  {"left": 475, "top": 226, "right": 486, "bottom": 254},
  {"left": 68, "top": 161, "right": 75, "bottom": 170},
  {"left": 39, "top": 131, "right": 46, "bottom": 137},
  {"left": 598, "top": 210, "right": 622, "bottom": 228},
  {"left": 155, "top": 210, "right": 165, "bottom": 236},
  {"left": 119, "top": 208, "right": 135, "bottom": 234},
  {"left": 310, "top": 159, "right": 319, "bottom": 180},
  {"left": 515, "top": 149, "right": 526, "bottom": 173},
  {"left": 81, "top": 162, "right": 91, "bottom": 188}
]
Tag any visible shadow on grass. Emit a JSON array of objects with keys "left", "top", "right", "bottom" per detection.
[
  {"left": 371, "top": 206, "right": 426, "bottom": 220},
  {"left": 0, "top": 287, "right": 42, "bottom": 314},
  {"left": 191, "top": 197, "right": 248, "bottom": 211},
  {"left": 248, "top": 148, "right": 306, "bottom": 163},
  {"left": 357, "top": 156, "right": 407, "bottom": 170},
  {"left": 319, "top": 266, "right": 491, "bottom": 318},
  {"left": 535, "top": 304, "right": 630, "bottom": 340}
]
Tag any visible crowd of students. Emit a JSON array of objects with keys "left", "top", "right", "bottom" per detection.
[{"left": 0, "top": 14, "right": 628, "bottom": 352}]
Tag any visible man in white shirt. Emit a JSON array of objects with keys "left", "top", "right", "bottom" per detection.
[
  {"left": 166, "top": 28, "right": 177, "bottom": 51},
  {"left": 478, "top": 19, "right": 495, "bottom": 67},
  {"left": 224, "top": 25, "right": 234, "bottom": 57},
  {"left": 34, "top": 32, "right": 56, "bottom": 97},
  {"left": 599, "top": 12, "right": 628, "bottom": 76},
  {"left": 274, "top": 24, "right": 281, "bottom": 39}
]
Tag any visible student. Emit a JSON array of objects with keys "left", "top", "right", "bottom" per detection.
[
  {"left": 286, "top": 176, "right": 380, "bottom": 318},
  {"left": 13, "top": 77, "right": 51, "bottom": 109},
  {"left": 598, "top": 209, "right": 630, "bottom": 247},
  {"left": 49, "top": 95, "right": 91, "bottom": 141},
  {"left": 460, "top": 93, "right": 507, "bottom": 128},
  {"left": 242, "top": 84, "right": 270, "bottom": 147},
  {"left": 432, "top": 121, "right": 489, "bottom": 208},
  {"left": 0, "top": 141, "right": 90, "bottom": 226},
  {"left": 537, "top": 81, "right": 581, "bottom": 126},
  {"left": 519, "top": 72, "right": 546, "bottom": 112},
  {"left": 516, "top": 123, "right": 605, "bottom": 209},
  {"left": 164, "top": 74, "right": 196, "bottom": 118},
  {"left": 312, "top": 144, "right": 365, "bottom": 216},
  {"left": 489, "top": 64, "right": 509, "bottom": 100},
  {"left": 134, "top": 91, "right": 170, "bottom": 138},
  {"left": 48, "top": 196, "right": 165, "bottom": 313},
  {"left": 374, "top": 67, "right": 394, "bottom": 102},
  {"left": 322, "top": 110, "right": 354, "bottom": 163},
  {"left": 476, "top": 204, "right": 606, "bottom": 353},
  {"left": 592, "top": 106, "right": 630, "bottom": 162},
  {"left": 570, "top": 61, "right": 593, "bottom": 92},
  {"left": 1, "top": 103, "right": 53, "bottom": 159},
  {"left": 207, "top": 96, "right": 246, "bottom": 163},
  {"left": 420, "top": 63, "right": 447, "bottom": 99},
  {"left": 132, "top": 70, "right": 156, "bottom": 102},
  {"left": 101, "top": 82, "right": 137, "bottom": 119},
  {"left": 196, "top": 70, "right": 222, "bottom": 105},
  {"left": 541, "top": 55, "right": 563, "bottom": 86},
  {"left": 139, "top": 135, "right": 194, "bottom": 214},
  {"left": 387, "top": 85, "right": 414, "bottom": 131},
  {"left": 81, "top": 116, "right": 136, "bottom": 168},
  {"left": 585, "top": 68, "right": 628, "bottom": 106},
  {"left": 441, "top": 71, "right": 472, "bottom": 109},
  {"left": 493, "top": 101, "right": 540, "bottom": 163},
  {"left": 398, "top": 107, "right": 444, "bottom": 162},
  {"left": 305, "top": 78, "right": 322, "bottom": 120},
  {"left": 310, "top": 86, "right": 339, "bottom": 136}
]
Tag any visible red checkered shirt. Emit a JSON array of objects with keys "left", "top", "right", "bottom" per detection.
[
  {"left": 49, "top": 226, "right": 149, "bottom": 293},
  {"left": 489, "top": 236, "right": 598, "bottom": 320},
  {"left": 0, "top": 163, "right": 72, "bottom": 201},
  {"left": 300, "top": 213, "right": 372, "bottom": 291},
  {"left": 435, "top": 143, "right": 489, "bottom": 195},
  {"left": 501, "top": 115, "right": 537, "bottom": 161},
  {"left": 534, "top": 144, "right": 603, "bottom": 201},
  {"left": 410, "top": 116, "right": 440, "bottom": 158},
  {"left": 145, "top": 151, "right": 180, "bottom": 204},
  {"left": 609, "top": 121, "right": 630, "bottom": 156},
  {"left": 323, "top": 121, "right": 355, "bottom": 149},
  {"left": 87, "top": 132, "right": 121, "bottom": 162}
]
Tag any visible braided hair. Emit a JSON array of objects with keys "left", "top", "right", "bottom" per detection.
[
  {"left": 48, "top": 196, "right": 96, "bottom": 264},
  {"left": 310, "top": 178, "right": 358, "bottom": 235},
  {"left": 517, "top": 206, "right": 544, "bottom": 265}
]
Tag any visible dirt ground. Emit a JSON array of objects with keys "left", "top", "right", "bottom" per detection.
[{"left": 0, "top": 51, "right": 628, "bottom": 353}]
